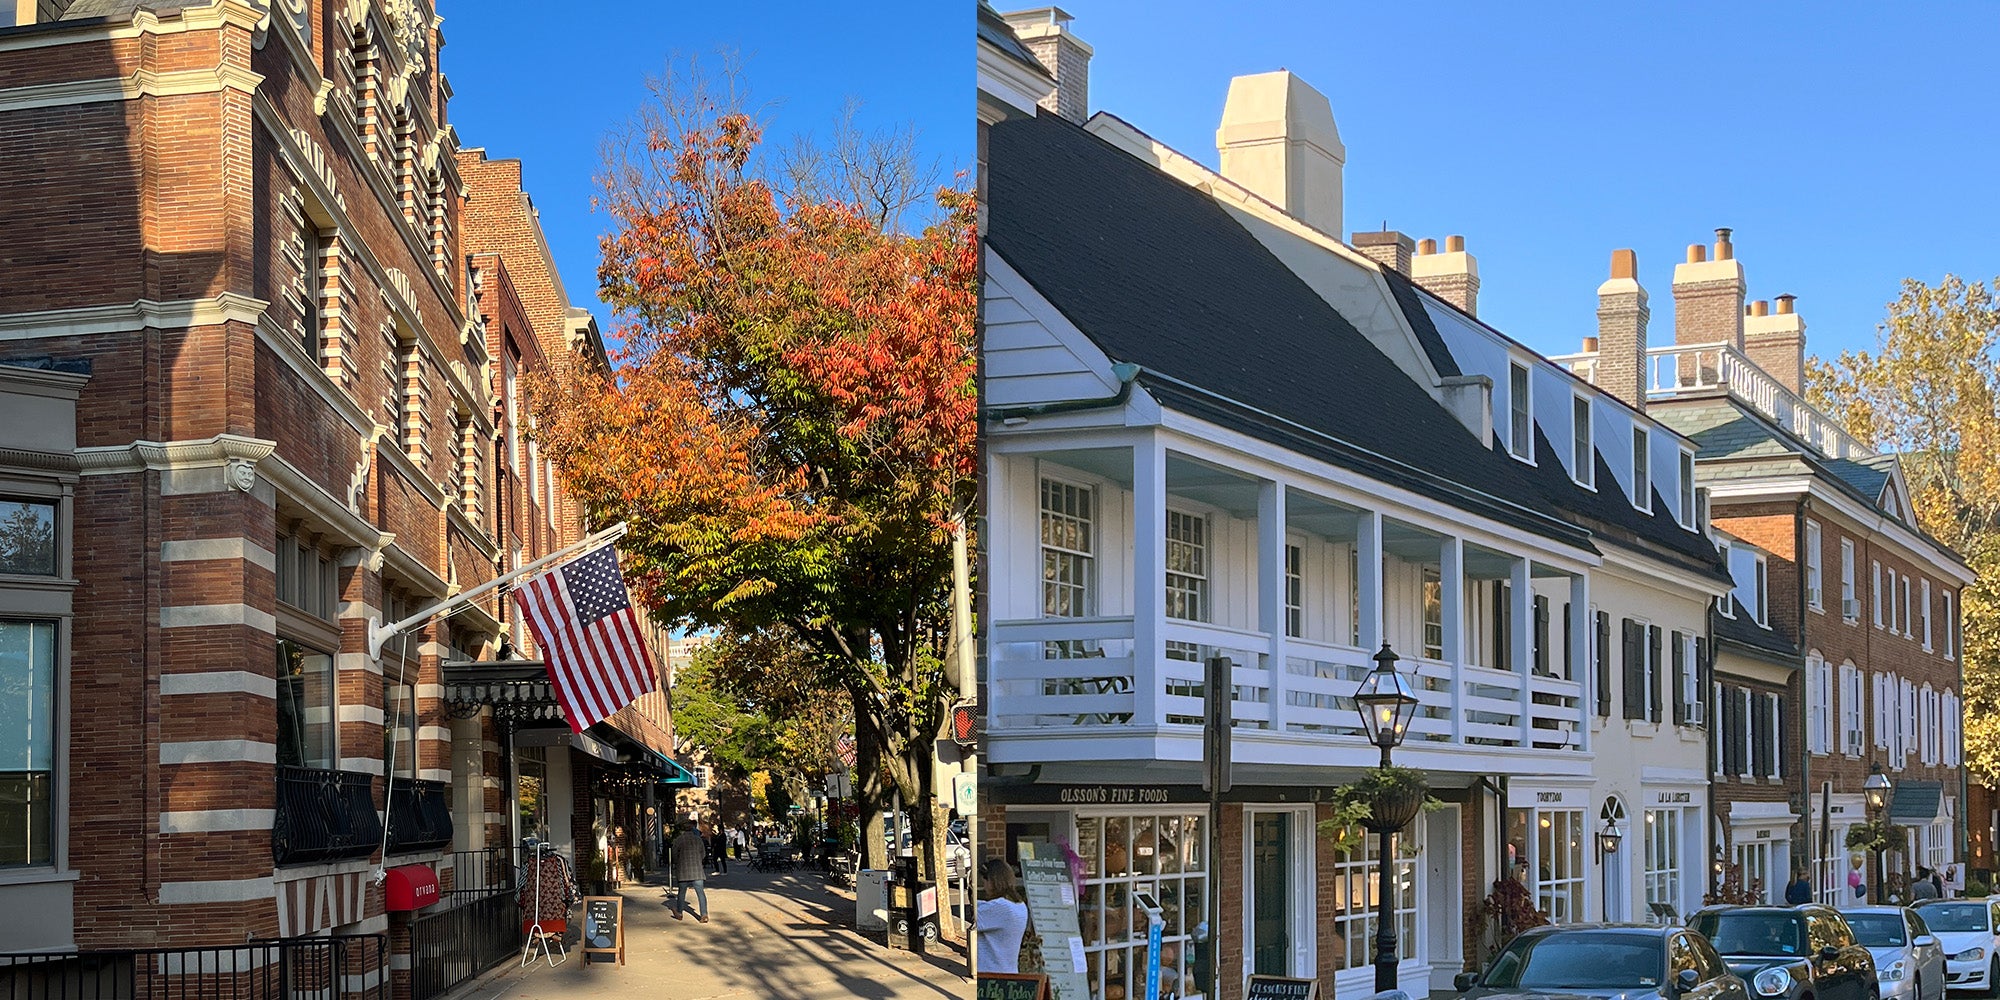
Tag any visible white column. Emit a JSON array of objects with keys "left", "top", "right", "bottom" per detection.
[
  {"left": 1441, "top": 536, "right": 1465, "bottom": 744},
  {"left": 1357, "top": 510, "right": 1383, "bottom": 652},
  {"left": 1132, "top": 435, "right": 1166, "bottom": 727},
  {"left": 1258, "top": 480, "right": 1287, "bottom": 732},
  {"left": 1570, "top": 572, "right": 1591, "bottom": 753},
  {"left": 1513, "top": 557, "right": 1533, "bottom": 745}
]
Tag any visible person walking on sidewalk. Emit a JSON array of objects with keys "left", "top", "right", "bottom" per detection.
[
  {"left": 672, "top": 821, "right": 711, "bottom": 923},
  {"left": 708, "top": 825, "right": 728, "bottom": 875}
]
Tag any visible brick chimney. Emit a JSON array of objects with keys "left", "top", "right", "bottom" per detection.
[
  {"left": 1596, "top": 248, "right": 1650, "bottom": 411},
  {"left": 1744, "top": 293, "right": 1807, "bottom": 392},
  {"left": 1001, "top": 7, "right": 1092, "bottom": 123},
  {"left": 1352, "top": 230, "right": 1413, "bottom": 274},
  {"left": 1217, "top": 70, "right": 1345, "bottom": 238},
  {"left": 1672, "top": 228, "right": 1746, "bottom": 349},
  {"left": 1413, "top": 234, "right": 1480, "bottom": 315}
]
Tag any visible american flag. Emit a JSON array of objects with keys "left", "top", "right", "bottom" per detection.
[{"left": 512, "top": 545, "right": 659, "bottom": 733}]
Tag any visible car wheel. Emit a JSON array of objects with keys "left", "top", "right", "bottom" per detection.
[{"left": 1990, "top": 958, "right": 2000, "bottom": 1000}]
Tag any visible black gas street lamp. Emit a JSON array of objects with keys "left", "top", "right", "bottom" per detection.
[
  {"left": 1865, "top": 763, "right": 1893, "bottom": 904},
  {"left": 1353, "top": 643, "right": 1420, "bottom": 993}
]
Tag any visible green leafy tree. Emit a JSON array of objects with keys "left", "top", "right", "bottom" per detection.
[{"left": 1807, "top": 275, "right": 2000, "bottom": 780}]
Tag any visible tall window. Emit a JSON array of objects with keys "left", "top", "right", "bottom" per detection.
[
  {"left": 1509, "top": 362, "right": 1532, "bottom": 460},
  {"left": 1039, "top": 478, "right": 1093, "bottom": 619},
  {"left": 1753, "top": 557, "right": 1769, "bottom": 625},
  {"left": 1421, "top": 566, "right": 1443, "bottom": 660},
  {"left": 1716, "top": 542, "right": 1734, "bottom": 618},
  {"left": 0, "top": 499, "right": 56, "bottom": 575},
  {"left": 0, "top": 621, "right": 55, "bottom": 867},
  {"left": 1872, "top": 561, "right": 1883, "bottom": 628},
  {"left": 1164, "top": 510, "right": 1208, "bottom": 622},
  {"left": 1805, "top": 655, "right": 1831, "bottom": 755},
  {"left": 276, "top": 534, "right": 338, "bottom": 621},
  {"left": 382, "top": 681, "right": 417, "bottom": 782},
  {"left": 1945, "top": 591, "right": 1957, "bottom": 659},
  {"left": 1348, "top": 548, "right": 1361, "bottom": 646},
  {"left": 1073, "top": 813, "right": 1207, "bottom": 1000},
  {"left": 1922, "top": 579, "right": 1933, "bottom": 650},
  {"left": 1886, "top": 568, "right": 1900, "bottom": 632},
  {"left": 1644, "top": 808, "right": 1683, "bottom": 918},
  {"left": 1631, "top": 427, "right": 1650, "bottom": 512},
  {"left": 276, "top": 638, "right": 336, "bottom": 770},
  {"left": 1902, "top": 576, "right": 1914, "bottom": 638},
  {"left": 1507, "top": 808, "right": 1586, "bottom": 924},
  {"left": 1840, "top": 539, "right": 1856, "bottom": 620},
  {"left": 1804, "top": 521, "right": 1823, "bottom": 611},
  {"left": 1571, "top": 395, "right": 1593, "bottom": 487},
  {"left": 1840, "top": 662, "right": 1863, "bottom": 757},
  {"left": 1678, "top": 450, "right": 1696, "bottom": 527},
  {"left": 503, "top": 350, "right": 520, "bottom": 474},
  {"left": 1284, "top": 544, "right": 1303, "bottom": 639}
]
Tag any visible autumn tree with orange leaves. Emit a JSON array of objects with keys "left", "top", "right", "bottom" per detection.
[{"left": 528, "top": 69, "right": 975, "bottom": 878}]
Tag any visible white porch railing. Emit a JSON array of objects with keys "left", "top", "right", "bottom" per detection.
[
  {"left": 1550, "top": 342, "right": 1873, "bottom": 461},
  {"left": 988, "top": 616, "right": 1586, "bottom": 753}
]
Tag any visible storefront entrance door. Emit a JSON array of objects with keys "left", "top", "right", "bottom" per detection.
[{"left": 1250, "top": 812, "right": 1292, "bottom": 976}]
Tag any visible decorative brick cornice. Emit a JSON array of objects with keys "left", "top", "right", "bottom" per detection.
[
  {"left": 0, "top": 447, "right": 79, "bottom": 475},
  {"left": 76, "top": 432, "right": 277, "bottom": 480}
]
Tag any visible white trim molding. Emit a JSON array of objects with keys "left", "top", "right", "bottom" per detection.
[
  {"left": 0, "top": 64, "right": 263, "bottom": 113},
  {"left": 0, "top": 294, "right": 268, "bottom": 341},
  {"left": 160, "top": 604, "right": 278, "bottom": 634},
  {"left": 158, "top": 809, "right": 277, "bottom": 833},
  {"left": 160, "top": 671, "right": 277, "bottom": 699},
  {"left": 160, "top": 538, "right": 279, "bottom": 571},
  {"left": 159, "top": 876, "right": 277, "bottom": 905},
  {"left": 160, "top": 740, "right": 278, "bottom": 766}
]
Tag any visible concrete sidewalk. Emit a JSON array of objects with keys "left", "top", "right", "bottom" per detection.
[{"left": 453, "top": 864, "right": 969, "bottom": 999}]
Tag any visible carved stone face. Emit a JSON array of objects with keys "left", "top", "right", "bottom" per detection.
[{"left": 228, "top": 459, "right": 258, "bottom": 493}]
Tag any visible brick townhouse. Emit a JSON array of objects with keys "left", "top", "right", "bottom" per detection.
[
  {"left": 0, "top": 0, "right": 672, "bottom": 993},
  {"left": 1558, "top": 230, "right": 1973, "bottom": 905}
]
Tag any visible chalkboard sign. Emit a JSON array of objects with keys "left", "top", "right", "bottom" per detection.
[
  {"left": 976, "top": 973, "right": 1050, "bottom": 1000},
  {"left": 581, "top": 896, "right": 625, "bottom": 966},
  {"left": 1244, "top": 975, "right": 1319, "bottom": 1000}
]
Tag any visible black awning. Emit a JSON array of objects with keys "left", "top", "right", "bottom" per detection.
[{"left": 442, "top": 659, "right": 563, "bottom": 723}]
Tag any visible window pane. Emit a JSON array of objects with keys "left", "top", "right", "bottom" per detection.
[
  {"left": 276, "top": 639, "right": 336, "bottom": 769},
  {"left": 0, "top": 501, "right": 56, "bottom": 576},
  {"left": 0, "top": 621, "right": 56, "bottom": 867}
]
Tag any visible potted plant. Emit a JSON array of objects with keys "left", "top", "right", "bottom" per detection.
[
  {"left": 1339, "top": 765, "right": 1436, "bottom": 832},
  {"left": 584, "top": 854, "right": 612, "bottom": 895},
  {"left": 1846, "top": 820, "right": 1898, "bottom": 854}
]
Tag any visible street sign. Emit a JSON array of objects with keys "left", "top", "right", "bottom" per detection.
[{"left": 953, "top": 771, "right": 978, "bottom": 816}]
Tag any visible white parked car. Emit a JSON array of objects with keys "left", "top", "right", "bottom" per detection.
[
  {"left": 1842, "top": 905, "right": 1946, "bottom": 1000},
  {"left": 1912, "top": 899, "right": 2000, "bottom": 996}
]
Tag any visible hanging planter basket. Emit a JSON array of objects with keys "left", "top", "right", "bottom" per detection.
[{"left": 1331, "top": 764, "right": 1434, "bottom": 835}]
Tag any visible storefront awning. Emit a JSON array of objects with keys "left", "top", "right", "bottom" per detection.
[
  {"left": 648, "top": 750, "right": 698, "bottom": 788},
  {"left": 442, "top": 659, "right": 564, "bottom": 723}
]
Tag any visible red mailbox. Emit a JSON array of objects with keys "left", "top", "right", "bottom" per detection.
[{"left": 384, "top": 864, "right": 440, "bottom": 911}]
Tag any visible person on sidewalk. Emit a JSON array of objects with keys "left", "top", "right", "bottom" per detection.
[
  {"left": 1784, "top": 867, "right": 1813, "bottom": 905},
  {"left": 709, "top": 825, "right": 729, "bottom": 875},
  {"left": 672, "top": 821, "right": 711, "bottom": 923},
  {"left": 1913, "top": 866, "right": 1941, "bottom": 901},
  {"left": 974, "top": 858, "right": 1028, "bottom": 975}
]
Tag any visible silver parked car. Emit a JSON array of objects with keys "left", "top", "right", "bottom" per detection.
[{"left": 1842, "top": 906, "right": 1946, "bottom": 1000}]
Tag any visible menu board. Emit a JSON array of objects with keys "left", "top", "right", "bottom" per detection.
[
  {"left": 581, "top": 896, "right": 625, "bottom": 966},
  {"left": 1018, "top": 841, "right": 1091, "bottom": 1000},
  {"left": 977, "top": 973, "right": 1051, "bottom": 1000},
  {"left": 1243, "top": 975, "right": 1319, "bottom": 1000}
]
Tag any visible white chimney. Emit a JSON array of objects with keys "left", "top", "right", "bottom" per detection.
[{"left": 1217, "top": 70, "right": 1345, "bottom": 238}]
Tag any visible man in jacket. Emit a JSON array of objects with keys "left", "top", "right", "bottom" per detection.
[{"left": 672, "top": 821, "right": 711, "bottom": 922}]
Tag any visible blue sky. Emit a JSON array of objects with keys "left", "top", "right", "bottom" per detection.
[
  {"left": 440, "top": 1, "right": 969, "bottom": 336},
  {"left": 1059, "top": 1, "right": 1998, "bottom": 363}
]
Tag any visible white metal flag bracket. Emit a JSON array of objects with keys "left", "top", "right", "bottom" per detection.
[{"left": 365, "top": 521, "right": 630, "bottom": 660}]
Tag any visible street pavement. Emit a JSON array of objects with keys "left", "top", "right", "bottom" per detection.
[{"left": 453, "top": 862, "right": 970, "bottom": 1000}]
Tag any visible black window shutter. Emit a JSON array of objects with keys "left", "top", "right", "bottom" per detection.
[
  {"left": 1777, "top": 696, "right": 1791, "bottom": 779},
  {"left": 1722, "top": 687, "right": 1743, "bottom": 774},
  {"left": 1648, "top": 626, "right": 1665, "bottom": 722},
  {"left": 1622, "top": 619, "right": 1644, "bottom": 720},
  {"left": 1495, "top": 582, "right": 1511, "bottom": 671},
  {"left": 1671, "top": 632, "right": 1687, "bottom": 725},
  {"left": 1752, "top": 693, "right": 1773, "bottom": 776},
  {"left": 1563, "top": 602, "right": 1574, "bottom": 679},
  {"left": 1695, "top": 637, "right": 1710, "bottom": 726},
  {"left": 1595, "top": 611, "right": 1611, "bottom": 717},
  {"left": 1534, "top": 596, "right": 1551, "bottom": 676}
]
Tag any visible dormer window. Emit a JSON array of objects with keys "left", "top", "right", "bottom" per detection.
[
  {"left": 1631, "top": 426, "right": 1650, "bottom": 512},
  {"left": 1717, "top": 542, "right": 1734, "bottom": 618},
  {"left": 1508, "top": 362, "right": 1532, "bottom": 461},
  {"left": 1571, "top": 394, "right": 1593, "bottom": 488},
  {"left": 1754, "top": 555, "right": 1769, "bottom": 626},
  {"left": 1678, "top": 450, "right": 1696, "bottom": 528}
]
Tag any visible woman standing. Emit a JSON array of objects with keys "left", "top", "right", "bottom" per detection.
[{"left": 975, "top": 858, "right": 1030, "bottom": 975}]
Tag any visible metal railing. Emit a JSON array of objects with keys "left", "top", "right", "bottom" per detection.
[
  {"left": 272, "top": 766, "right": 381, "bottom": 867},
  {"left": 407, "top": 872, "right": 520, "bottom": 1000},
  {"left": 385, "top": 779, "right": 453, "bottom": 855},
  {"left": 0, "top": 934, "right": 388, "bottom": 1000}
]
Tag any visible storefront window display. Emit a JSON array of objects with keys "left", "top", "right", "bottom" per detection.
[
  {"left": 1075, "top": 812, "right": 1206, "bottom": 1000},
  {"left": 1507, "top": 807, "right": 1586, "bottom": 924},
  {"left": 1328, "top": 827, "right": 1418, "bottom": 972},
  {"left": 1644, "top": 808, "right": 1682, "bottom": 918},
  {"left": 517, "top": 745, "right": 550, "bottom": 843}
]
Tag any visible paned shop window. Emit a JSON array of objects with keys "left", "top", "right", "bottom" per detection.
[
  {"left": 382, "top": 681, "right": 417, "bottom": 782},
  {"left": 1329, "top": 823, "right": 1419, "bottom": 972},
  {"left": 1285, "top": 544, "right": 1304, "bottom": 639},
  {"left": 276, "top": 534, "right": 339, "bottom": 621},
  {"left": 0, "top": 499, "right": 56, "bottom": 576},
  {"left": 1508, "top": 807, "right": 1586, "bottom": 924},
  {"left": 1644, "top": 808, "right": 1683, "bottom": 921},
  {"left": 1164, "top": 511, "right": 1207, "bottom": 622},
  {"left": 0, "top": 621, "right": 56, "bottom": 867},
  {"left": 276, "top": 639, "right": 336, "bottom": 770},
  {"left": 1073, "top": 813, "right": 1206, "bottom": 1000},
  {"left": 1039, "top": 478, "right": 1093, "bottom": 619}
]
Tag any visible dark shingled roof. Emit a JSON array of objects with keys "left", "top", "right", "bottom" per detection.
[
  {"left": 1712, "top": 596, "right": 1798, "bottom": 661},
  {"left": 58, "top": 0, "right": 211, "bottom": 20},
  {"left": 985, "top": 110, "right": 1593, "bottom": 552},
  {"left": 978, "top": 2, "right": 1051, "bottom": 79},
  {"left": 1379, "top": 269, "right": 1461, "bottom": 379},
  {"left": 1889, "top": 780, "right": 1946, "bottom": 825}
]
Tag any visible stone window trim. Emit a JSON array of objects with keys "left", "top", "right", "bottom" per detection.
[{"left": 0, "top": 463, "right": 75, "bottom": 879}]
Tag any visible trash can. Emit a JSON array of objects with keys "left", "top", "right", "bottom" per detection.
[{"left": 856, "top": 868, "right": 889, "bottom": 933}]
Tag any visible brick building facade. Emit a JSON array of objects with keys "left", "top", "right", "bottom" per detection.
[{"left": 0, "top": 0, "right": 671, "bottom": 992}]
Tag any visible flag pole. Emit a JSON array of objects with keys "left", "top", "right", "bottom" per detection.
[{"left": 366, "top": 521, "right": 630, "bottom": 659}]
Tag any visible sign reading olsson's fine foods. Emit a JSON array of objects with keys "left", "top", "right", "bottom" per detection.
[{"left": 1243, "top": 974, "right": 1320, "bottom": 1000}]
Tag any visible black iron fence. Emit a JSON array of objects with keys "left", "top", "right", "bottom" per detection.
[
  {"left": 407, "top": 849, "right": 522, "bottom": 1000},
  {"left": 0, "top": 934, "right": 388, "bottom": 1000},
  {"left": 385, "top": 779, "right": 453, "bottom": 855},
  {"left": 272, "top": 766, "right": 381, "bottom": 867}
]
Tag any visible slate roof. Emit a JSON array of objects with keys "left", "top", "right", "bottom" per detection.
[
  {"left": 58, "top": 0, "right": 209, "bottom": 19},
  {"left": 977, "top": 2, "right": 1051, "bottom": 78},
  {"left": 1712, "top": 596, "right": 1798, "bottom": 661},
  {"left": 1379, "top": 269, "right": 1461, "bottom": 379},
  {"left": 1888, "top": 779, "right": 1946, "bottom": 825},
  {"left": 985, "top": 110, "right": 1593, "bottom": 553}
]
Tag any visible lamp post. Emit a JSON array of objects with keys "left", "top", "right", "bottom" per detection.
[
  {"left": 1598, "top": 820, "right": 1623, "bottom": 921},
  {"left": 1864, "top": 764, "right": 1893, "bottom": 904},
  {"left": 1354, "top": 643, "right": 1420, "bottom": 993}
]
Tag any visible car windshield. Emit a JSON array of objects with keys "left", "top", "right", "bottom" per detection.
[
  {"left": 1481, "top": 932, "right": 1663, "bottom": 990},
  {"left": 1843, "top": 913, "right": 1907, "bottom": 946},
  {"left": 1916, "top": 903, "right": 1989, "bottom": 932},
  {"left": 1692, "top": 912, "right": 1804, "bottom": 956}
]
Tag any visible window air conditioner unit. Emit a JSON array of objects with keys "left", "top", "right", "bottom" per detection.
[
  {"left": 1845, "top": 731, "right": 1864, "bottom": 756},
  {"left": 1685, "top": 701, "right": 1706, "bottom": 726},
  {"left": 1843, "top": 598, "right": 1861, "bottom": 619}
]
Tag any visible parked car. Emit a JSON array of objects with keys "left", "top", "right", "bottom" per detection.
[
  {"left": 1912, "top": 898, "right": 2000, "bottom": 995},
  {"left": 1842, "top": 906, "right": 1946, "bottom": 1000},
  {"left": 1454, "top": 924, "right": 1749, "bottom": 1000},
  {"left": 1688, "top": 905, "right": 1875, "bottom": 1000}
]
